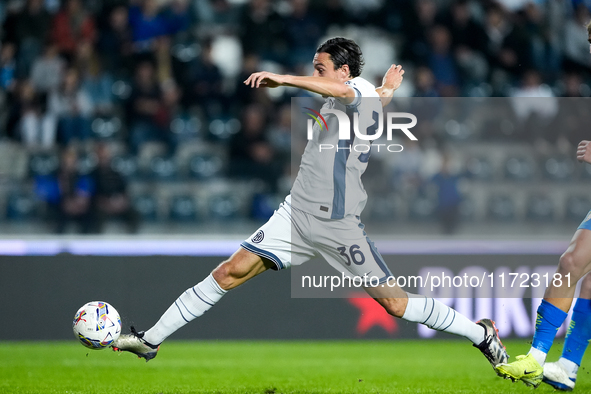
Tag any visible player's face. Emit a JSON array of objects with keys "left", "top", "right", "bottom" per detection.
[{"left": 313, "top": 52, "right": 347, "bottom": 81}]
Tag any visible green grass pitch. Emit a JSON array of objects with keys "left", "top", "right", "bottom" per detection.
[{"left": 1, "top": 339, "right": 589, "bottom": 393}]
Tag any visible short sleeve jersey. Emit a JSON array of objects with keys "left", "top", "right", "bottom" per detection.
[{"left": 290, "top": 77, "right": 382, "bottom": 219}]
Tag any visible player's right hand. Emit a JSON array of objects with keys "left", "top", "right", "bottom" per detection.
[
  {"left": 244, "top": 71, "right": 285, "bottom": 88},
  {"left": 577, "top": 140, "right": 591, "bottom": 164}
]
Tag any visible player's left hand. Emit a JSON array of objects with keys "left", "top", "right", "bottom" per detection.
[
  {"left": 244, "top": 71, "right": 285, "bottom": 88},
  {"left": 577, "top": 140, "right": 591, "bottom": 164},
  {"left": 382, "top": 64, "right": 404, "bottom": 92}
]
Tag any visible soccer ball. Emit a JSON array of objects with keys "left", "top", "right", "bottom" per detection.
[{"left": 72, "top": 301, "right": 121, "bottom": 350}]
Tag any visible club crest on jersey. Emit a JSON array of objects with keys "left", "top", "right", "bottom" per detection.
[{"left": 251, "top": 230, "right": 264, "bottom": 243}]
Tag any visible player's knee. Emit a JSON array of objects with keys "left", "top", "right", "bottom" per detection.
[
  {"left": 212, "top": 260, "right": 242, "bottom": 290},
  {"left": 559, "top": 252, "right": 585, "bottom": 279}
]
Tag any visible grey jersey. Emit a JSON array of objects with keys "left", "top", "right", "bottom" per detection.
[{"left": 290, "top": 77, "right": 382, "bottom": 219}]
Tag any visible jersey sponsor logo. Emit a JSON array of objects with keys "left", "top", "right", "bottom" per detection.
[
  {"left": 585, "top": 211, "right": 591, "bottom": 223},
  {"left": 251, "top": 230, "right": 264, "bottom": 243}
]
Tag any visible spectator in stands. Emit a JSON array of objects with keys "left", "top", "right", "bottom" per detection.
[
  {"left": 413, "top": 66, "right": 439, "bottom": 97},
  {"left": 193, "top": 0, "right": 239, "bottom": 28},
  {"left": 10, "top": 0, "right": 51, "bottom": 78},
  {"left": 7, "top": 79, "right": 56, "bottom": 148},
  {"left": 432, "top": 153, "right": 462, "bottom": 234},
  {"left": 238, "top": 0, "right": 286, "bottom": 63},
  {"left": 401, "top": 0, "right": 438, "bottom": 64},
  {"left": 284, "top": 0, "right": 324, "bottom": 67},
  {"left": 510, "top": 70, "right": 558, "bottom": 143},
  {"left": 229, "top": 104, "right": 280, "bottom": 191},
  {"left": 267, "top": 103, "right": 291, "bottom": 160},
  {"left": 563, "top": 4, "right": 591, "bottom": 74},
  {"left": 562, "top": 72, "right": 586, "bottom": 97},
  {"left": 438, "top": 0, "right": 489, "bottom": 85},
  {"left": 126, "top": 61, "right": 176, "bottom": 154},
  {"left": 523, "top": 2, "right": 561, "bottom": 79},
  {"left": 0, "top": 42, "right": 17, "bottom": 92},
  {"left": 185, "top": 38, "right": 224, "bottom": 118},
  {"left": 75, "top": 42, "right": 115, "bottom": 117},
  {"left": 48, "top": 68, "right": 94, "bottom": 145},
  {"left": 30, "top": 42, "right": 65, "bottom": 93},
  {"left": 92, "top": 143, "right": 139, "bottom": 233},
  {"left": 234, "top": 54, "right": 268, "bottom": 108},
  {"left": 128, "top": 0, "right": 190, "bottom": 53},
  {"left": 483, "top": 3, "right": 532, "bottom": 81},
  {"left": 427, "top": 25, "right": 460, "bottom": 96},
  {"left": 35, "top": 147, "right": 95, "bottom": 233},
  {"left": 51, "top": 0, "right": 96, "bottom": 60},
  {"left": 97, "top": 5, "right": 133, "bottom": 78}
]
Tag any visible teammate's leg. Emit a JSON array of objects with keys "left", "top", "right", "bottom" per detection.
[
  {"left": 497, "top": 229, "right": 591, "bottom": 386},
  {"left": 112, "top": 248, "right": 274, "bottom": 360},
  {"left": 543, "top": 273, "right": 591, "bottom": 391}
]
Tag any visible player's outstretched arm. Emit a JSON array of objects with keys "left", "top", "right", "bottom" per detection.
[
  {"left": 376, "top": 64, "right": 404, "bottom": 107},
  {"left": 577, "top": 140, "right": 591, "bottom": 164},
  {"left": 244, "top": 71, "right": 356, "bottom": 104}
]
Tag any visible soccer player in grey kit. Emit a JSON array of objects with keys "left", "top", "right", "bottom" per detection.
[{"left": 113, "top": 38, "right": 508, "bottom": 376}]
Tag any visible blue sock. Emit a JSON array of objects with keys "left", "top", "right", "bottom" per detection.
[
  {"left": 561, "top": 298, "right": 591, "bottom": 366},
  {"left": 532, "top": 299, "right": 568, "bottom": 353}
]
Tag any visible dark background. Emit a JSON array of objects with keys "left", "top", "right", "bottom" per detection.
[{"left": 0, "top": 253, "right": 563, "bottom": 341}]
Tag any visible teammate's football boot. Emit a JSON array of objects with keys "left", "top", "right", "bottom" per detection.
[
  {"left": 496, "top": 353, "right": 543, "bottom": 388},
  {"left": 543, "top": 361, "right": 576, "bottom": 391},
  {"left": 473, "top": 319, "right": 509, "bottom": 371},
  {"left": 111, "top": 326, "right": 159, "bottom": 362}
]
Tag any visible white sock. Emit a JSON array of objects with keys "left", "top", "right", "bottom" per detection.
[
  {"left": 559, "top": 357, "right": 579, "bottom": 379},
  {"left": 143, "top": 274, "right": 227, "bottom": 345},
  {"left": 402, "top": 295, "right": 485, "bottom": 344},
  {"left": 528, "top": 348, "right": 547, "bottom": 366}
]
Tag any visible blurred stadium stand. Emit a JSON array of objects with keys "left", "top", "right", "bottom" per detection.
[{"left": 0, "top": 0, "right": 590, "bottom": 238}]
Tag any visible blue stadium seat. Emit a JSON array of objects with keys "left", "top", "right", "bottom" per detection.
[
  {"left": 459, "top": 197, "right": 475, "bottom": 220},
  {"left": 208, "top": 193, "right": 241, "bottom": 220},
  {"left": 29, "top": 152, "right": 59, "bottom": 177},
  {"left": 188, "top": 153, "right": 224, "bottom": 179},
  {"left": 149, "top": 155, "right": 178, "bottom": 181},
  {"left": 170, "top": 116, "right": 201, "bottom": 142},
  {"left": 6, "top": 192, "right": 38, "bottom": 221},
  {"left": 133, "top": 194, "right": 158, "bottom": 222},
  {"left": 111, "top": 154, "right": 139, "bottom": 179},
  {"left": 91, "top": 117, "right": 122, "bottom": 140},
  {"left": 565, "top": 195, "right": 591, "bottom": 222},
  {"left": 77, "top": 152, "right": 98, "bottom": 175},
  {"left": 111, "top": 80, "right": 132, "bottom": 100},
  {"left": 207, "top": 117, "right": 241, "bottom": 141},
  {"left": 526, "top": 194, "right": 555, "bottom": 222},
  {"left": 169, "top": 195, "right": 198, "bottom": 222},
  {"left": 503, "top": 156, "right": 535, "bottom": 181},
  {"left": 487, "top": 195, "right": 516, "bottom": 221},
  {"left": 408, "top": 195, "right": 437, "bottom": 221},
  {"left": 543, "top": 156, "right": 575, "bottom": 181},
  {"left": 365, "top": 195, "right": 397, "bottom": 222},
  {"left": 465, "top": 156, "right": 494, "bottom": 180}
]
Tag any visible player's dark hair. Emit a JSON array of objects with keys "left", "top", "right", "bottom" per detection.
[{"left": 316, "top": 37, "right": 364, "bottom": 78}]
